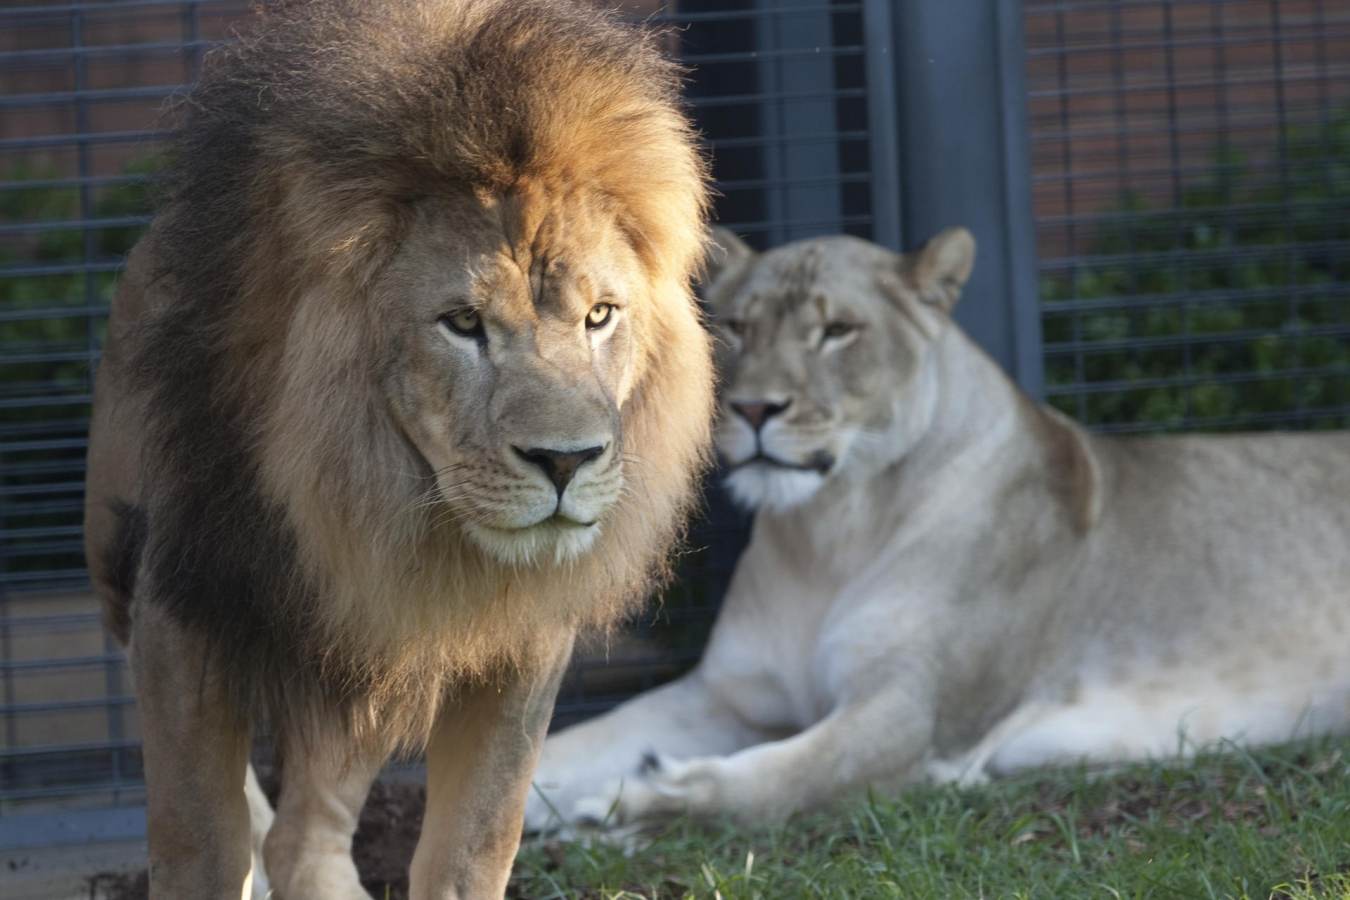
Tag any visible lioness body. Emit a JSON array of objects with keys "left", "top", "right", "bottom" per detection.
[
  {"left": 525, "top": 229, "right": 1350, "bottom": 829},
  {"left": 84, "top": 2, "right": 712, "bottom": 896}
]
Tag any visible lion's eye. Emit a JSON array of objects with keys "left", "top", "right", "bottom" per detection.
[
  {"left": 586, "top": 303, "right": 615, "bottom": 330},
  {"left": 439, "top": 308, "right": 484, "bottom": 340},
  {"left": 821, "top": 321, "right": 858, "bottom": 343}
]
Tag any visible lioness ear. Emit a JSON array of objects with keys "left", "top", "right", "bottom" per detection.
[
  {"left": 699, "top": 225, "right": 756, "bottom": 296},
  {"left": 901, "top": 226, "right": 976, "bottom": 313}
]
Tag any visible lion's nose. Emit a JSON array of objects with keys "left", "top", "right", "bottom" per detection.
[
  {"left": 513, "top": 444, "right": 606, "bottom": 496},
  {"left": 729, "top": 399, "right": 791, "bottom": 431}
]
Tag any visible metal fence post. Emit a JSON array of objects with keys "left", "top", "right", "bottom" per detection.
[
  {"left": 755, "top": 0, "right": 842, "bottom": 245},
  {"left": 861, "top": 0, "right": 901, "bottom": 253},
  {"left": 886, "top": 0, "right": 1044, "bottom": 396}
]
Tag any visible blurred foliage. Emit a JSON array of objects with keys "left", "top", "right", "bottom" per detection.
[
  {"left": 1041, "top": 110, "right": 1350, "bottom": 431},
  {"left": 0, "top": 157, "right": 157, "bottom": 420},
  {"left": 0, "top": 158, "right": 158, "bottom": 584}
]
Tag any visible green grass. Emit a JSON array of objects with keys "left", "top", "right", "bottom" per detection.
[{"left": 510, "top": 738, "right": 1350, "bottom": 899}]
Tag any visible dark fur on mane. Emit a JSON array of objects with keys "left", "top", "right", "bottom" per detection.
[{"left": 130, "top": 0, "right": 709, "bottom": 746}]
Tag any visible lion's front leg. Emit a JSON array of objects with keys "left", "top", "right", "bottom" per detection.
[
  {"left": 599, "top": 693, "right": 937, "bottom": 826},
  {"left": 409, "top": 635, "right": 574, "bottom": 900},
  {"left": 131, "top": 603, "right": 256, "bottom": 899},
  {"left": 262, "top": 731, "right": 385, "bottom": 900}
]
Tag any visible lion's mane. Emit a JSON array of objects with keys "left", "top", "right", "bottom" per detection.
[{"left": 131, "top": 0, "right": 712, "bottom": 750}]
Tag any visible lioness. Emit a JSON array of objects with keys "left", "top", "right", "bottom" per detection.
[
  {"left": 82, "top": 1, "right": 712, "bottom": 897},
  {"left": 524, "top": 226, "right": 1350, "bottom": 830}
]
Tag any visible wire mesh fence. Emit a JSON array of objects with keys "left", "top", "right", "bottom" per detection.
[
  {"left": 1026, "top": 0, "right": 1350, "bottom": 433},
  {"left": 1, "top": 0, "right": 244, "bottom": 820},
  {"left": 0, "top": 0, "right": 880, "bottom": 823}
]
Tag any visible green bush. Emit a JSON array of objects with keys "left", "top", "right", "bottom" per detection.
[
  {"left": 1040, "top": 111, "right": 1350, "bottom": 432},
  {"left": 0, "top": 157, "right": 157, "bottom": 422}
]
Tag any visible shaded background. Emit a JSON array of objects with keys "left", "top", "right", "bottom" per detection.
[{"left": 0, "top": 0, "right": 1347, "bottom": 849}]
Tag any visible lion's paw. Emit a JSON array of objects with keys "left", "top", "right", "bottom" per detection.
[
  {"left": 568, "top": 754, "right": 721, "bottom": 828},
  {"left": 571, "top": 783, "right": 626, "bottom": 827},
  {"left": 632, "top": 753, "right": 724, "bottom": 811},
  {"left": 924, "top": 756, "right": 991, "bottom": 788}
]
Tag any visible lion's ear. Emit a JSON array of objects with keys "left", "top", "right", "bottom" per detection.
[
  {"left": 901, "top": 226, "right": 976, "bottom": 313},
  {"left": 699, "top": 225, "right": 756, "bottom": 296}
]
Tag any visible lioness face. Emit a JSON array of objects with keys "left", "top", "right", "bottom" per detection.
[
  {"left": 706, "top": 229, "right": 974, "bottom": 512},
  {"left": 377, "top": 195, "right": 646, "bottom": 565}
]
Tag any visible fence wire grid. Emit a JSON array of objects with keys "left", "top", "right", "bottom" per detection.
[{"left": 1026, "top": 0, "right": 1350, "bottom": 433}]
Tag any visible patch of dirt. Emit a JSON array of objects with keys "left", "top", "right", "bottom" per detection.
[
  {"left": 1007, "top": 769, "right": 1284, "bottom": 850},
  {"left": 352, "top": 780, "right": 423, "bottom": 899},
  {"left": 87, "top": 870, "right": 148, "bottom": 900}
]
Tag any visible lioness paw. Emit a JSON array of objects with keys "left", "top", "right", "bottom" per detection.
[
  {"left": 924, "top": 757, "right": 992, "bottom": 788},
  {"left": 572, "top": 781, "right": 627, "bottom": 827},
  {"left": 570, "top": 756, "right": 714, "bottom": 827}
]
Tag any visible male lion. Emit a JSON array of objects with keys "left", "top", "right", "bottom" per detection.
[
  {"left": 82, "top": 1, "right": 712, "bottom": 896},
  {"left": 524, "top": 227, "right": 1350, "bottom": 831}
]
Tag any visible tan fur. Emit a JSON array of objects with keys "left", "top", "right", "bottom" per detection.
[
  {"left": 83, "top": 1, "right": 712, "bottom": 895},
  {"left": 525, "top": 227, "right": 1350, "bottom": 832}
]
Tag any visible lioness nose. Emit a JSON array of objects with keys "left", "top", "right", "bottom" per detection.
[
  {"left": 730, "top": 399, "right": 791, "bottom": 431},
  {"left": 513, "top": 445, "right": 606, "bottom": 496}
]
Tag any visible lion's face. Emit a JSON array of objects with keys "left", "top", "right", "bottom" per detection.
[
  {"left": 376, "top": 194, "right": 647, "bottom": 565},
  {"left": 705, "top": 228, "right": 975, "bottom": 512}
]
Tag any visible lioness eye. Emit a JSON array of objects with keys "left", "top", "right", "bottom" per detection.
[
  {"left": 439, "top": 308, "right": 484, "bottom": 339},
  {"left": 586, "top": 303, "right": 615, "bottom": 330},
  {"left": 822, "top": 321, "right": 857, "bottom": 342}
]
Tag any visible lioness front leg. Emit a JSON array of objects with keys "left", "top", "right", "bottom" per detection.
[
  {"left": 526, "top": 669, "right": 772, "bottom": 832},
  {"left": 262, "top": 732, "right": 386, "bottom": 900},
  {"left": 606, "top": 692, "right": 936, "bottom": 826},
  {"left": 131, "top": 603, "right": 256, "bottom": 898},
  {"left": 409, "top": 636, "right": 574, "bottom": 900}
]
